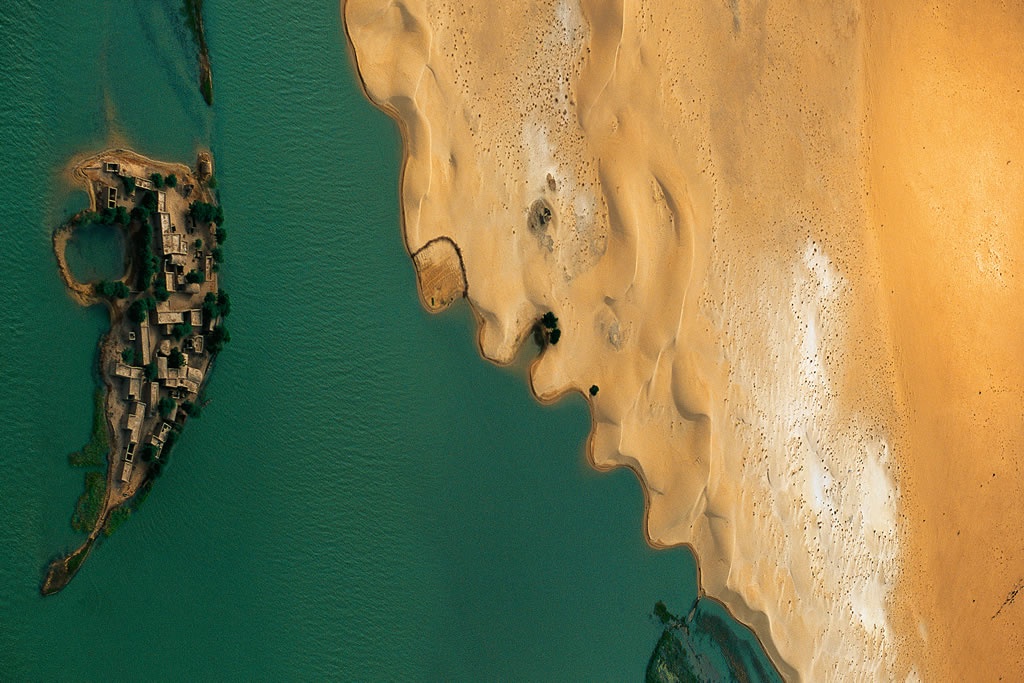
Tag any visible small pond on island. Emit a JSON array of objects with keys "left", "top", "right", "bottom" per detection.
[{"left": 64, "top": 220, "right": 125, "bottom": 284}]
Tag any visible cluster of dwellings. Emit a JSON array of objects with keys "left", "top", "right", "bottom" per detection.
[{"left": 103, "top": 160, "right": 212, "bottom": 485}]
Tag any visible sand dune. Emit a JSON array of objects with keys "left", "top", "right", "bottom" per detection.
[{"left": 344, "top": 0, "right": 1024, "bottom": 678}]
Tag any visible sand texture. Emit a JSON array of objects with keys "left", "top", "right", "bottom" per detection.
[{"left": 344, "top": 0, "right": 1024, "bottom": 678}]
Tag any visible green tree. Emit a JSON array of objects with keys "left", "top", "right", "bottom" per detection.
[
  {"left": 216, "top": 290, "right": 231, "bottom": 317},
  {"left": 158, "top": 396, "right": 177, "bottom": 418},
  {"left": 141, "top": 190, "right": 158, "bottom": 212},
  {"left": 181, "top": 400, "right": 202, "bottom": 418},
  {"left": 171, "top": 321, "right": 193, "bottom": 341},
  {"left": 208, "top": 324, "right": 231, "bottom": 353},
  {"left": 215, "top": 226, "right": 227, "bottom": 244},
  {"left": 194, "top": 238, "right": 203, "bottom": 250},
  {"left": 115, "top": 205, "right": 131, "bottom": 225},
  {"left": 185, "top": 269, "right": 206, "bottom": 285},
  {"left": 121, "top": 347, "right": 136, "bottom": 364},
  {"left": 168, "top": 347, "right": 185, "bottom": 368},
  {"left": 154, "top": 279, "right": 170, "bottom": 302},
  {"left": 549, "top": 328, "right": 562, "bottom": 345},
  {"left": 143, "top": 362, "right": 158, "bottom": 382},
  {"left": 150, "top": 172, "right": 164, "bottom": 188},
  {"left": 165, "top": 174, "right": 178, "bottom": 188},
  {"left": 211, "top": 246, "right": 223, "bottom": 263},
  {"left": 140, "top": 443, "right": 157, "bottom": 463},
  {"left": 542, "top": 311, "right": 558, "bottom": 329},
  {"left": 589, "top": 385, "right": 599, "bottom": 396},
  {"left": 122, "top": 175, "right": 136, "bottom": 195},
  {"left": 127, "top": 299, "right": 148, "bottom": 323}
]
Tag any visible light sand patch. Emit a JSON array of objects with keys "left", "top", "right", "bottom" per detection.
[{"left": 345, "top": 0, "right": 1024, "bottom": 678}]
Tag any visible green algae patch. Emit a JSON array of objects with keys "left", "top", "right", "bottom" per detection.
[
  {"left": 68, "top": 388, "right": 109, "bottom": 467},
  {"left": 71, "top": 472, "right": 106, "bottom": 533}
]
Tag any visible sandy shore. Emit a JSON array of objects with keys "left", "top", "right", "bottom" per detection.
[{"left": 344, "top": 0, "right": 1024, "bottom": 678}]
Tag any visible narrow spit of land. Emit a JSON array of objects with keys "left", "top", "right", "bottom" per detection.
[
  {"left": 183, "top": 0, "right": 214, "bottom": 105},
  {"left": 42, "top": 149, "right": 230, "bottom": 595}
]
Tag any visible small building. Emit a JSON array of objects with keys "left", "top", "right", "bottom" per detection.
[
  {"left": 114, "top": 362, "right": 142, "bottom": 379},
  {"left": 157, "top": 422, "right": 173, "bottom": 443},
  {"left": 121, "top": 459, "right": 133, "bottom": 483},
  {"left": 127, "top": 376, "right": 142, "bottom": 401},
  {"left": 189, "top": 309, "right": 202, "bottom": 327},
  {"left": 157, "top": 191, "right": 167, "bottom": 212},
  {"left": 106, "top": 186, "right": 118, "bottom": 209},
  {"left": 105, "top": 161, "right": 121, "bottom": 174},
  {"left": 147, "top": 382, "right": 159, "bottom": 416},
  {"left": 124, "top": 401, "right": 146, "bottom": 445},
  {"left": 156, "top": 356, "right": 169, "bottom": 380},
  {"left": 139, "top": 319, "right": 152, "bottom": 365},
  {"left": 135, "top": 176, "right": 156, "bottom": 191}
]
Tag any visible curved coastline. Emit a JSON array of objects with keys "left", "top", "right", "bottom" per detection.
[{"left": 339, "top": 3, "right": 790, "bottom": 679}]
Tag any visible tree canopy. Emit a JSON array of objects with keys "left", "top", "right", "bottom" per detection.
[{"left": 189, "top": 200, "right": 224, "bottom": 225}]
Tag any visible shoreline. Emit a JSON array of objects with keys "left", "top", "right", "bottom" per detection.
[
  {"left": 43, "top": 147, "right": 223, "bottom": 594},
  {"left": 339, "top": 4, "right": 786, "bottom": 679}
]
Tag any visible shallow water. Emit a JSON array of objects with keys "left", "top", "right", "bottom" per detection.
[
  {"left": 0, "top": 1, "right": 773, "bottom": 679},
  {"left": 63, "top": 221, "right": 125, "bottom": 284}
]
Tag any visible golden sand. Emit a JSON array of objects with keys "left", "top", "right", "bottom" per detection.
[{"left": 344, "top": 1, "right": 1024, "bottom": 677}]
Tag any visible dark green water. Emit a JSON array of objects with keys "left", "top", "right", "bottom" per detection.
[
  {"left": 64, "top": 221, "right": 126, "bottom": 283},
  {"left": 0, "top": 1, "right": 774, "bottom": 679}
]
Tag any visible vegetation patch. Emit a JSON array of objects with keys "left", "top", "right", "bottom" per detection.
[
  {"left": 71, "top": 471, "right": 106, "bottom": 533},
  {"left": 68, "top": 388, "right": 109, "bottom": 467},
  {"left": 103, "top": 506, "right": 131, "bottom": 537}
]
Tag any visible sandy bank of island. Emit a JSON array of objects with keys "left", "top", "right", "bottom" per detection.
[
  {"left": 43, "top": 148, "right": 230, "bottom": 595},
  {"left": 344, "top": 0, "right": 1024, "bottom": 678}
]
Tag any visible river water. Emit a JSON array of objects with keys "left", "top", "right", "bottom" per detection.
[{"left": 0, "top": 1, "right": 772, "bottom": 678}]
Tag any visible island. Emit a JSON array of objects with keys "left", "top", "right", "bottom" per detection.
[{"left": 43, "top": 149, "right": 229, "bottom": 595}]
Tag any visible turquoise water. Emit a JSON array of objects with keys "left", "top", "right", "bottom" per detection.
[
  {"left": 64, "top": 221, "right": 126, "bottom": 284},
  {"left": 0, "top": 1, "right": 773, "bottom": 679}
]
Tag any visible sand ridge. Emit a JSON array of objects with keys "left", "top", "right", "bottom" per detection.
[{"left": 344, "top": 0, "right": 1024, "bottom": 678}]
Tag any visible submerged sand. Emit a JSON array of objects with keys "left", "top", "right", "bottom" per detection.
[{"left": 344, "top": 0, "right": 1024, "bottom": 678}]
